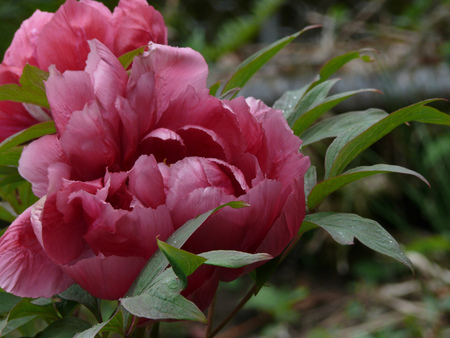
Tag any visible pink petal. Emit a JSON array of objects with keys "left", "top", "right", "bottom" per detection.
[
  {"left": 61, "top": 254, "right": 147, "bottom": 300},
  {"left": 45, "top": 66, "right": 95, "bottom": 135},
  {"left": 61, "top": 101, "right": 120, "bottom": 180},
  {"left": 2, "top": 10, "right": 54, "bottom": 71},
  {"left": 112, "top": 0, "right": 167, "bottom": 55},
  {"left": 139, "top": 128, "right": 186, "bottom": 164},
  {"left": 0, "top": 207, "right": 73, "bottom": 298},
  {"left": 128, "top": 155, "right": 166, "bottom": 208},
  {"left": 131, "top": 44, "right": 208, "bottom": 114},
  {"left": 256, "top": 176, "right": 306, "bottom": 257},
  {"left": 18, "top": 135, "right": 68, "bottom": 198},
  {"left": 36, "top": 0, "right": 114, "bottom": 72},
  {"left": 85, "top": 40, "right": 128, "bottom": 117}
]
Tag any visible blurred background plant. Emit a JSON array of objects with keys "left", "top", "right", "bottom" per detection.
[{"left": 1, "top": 0, "right": 449, "bottom": 337}]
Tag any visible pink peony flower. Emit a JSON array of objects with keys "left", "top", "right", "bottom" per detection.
[
  {"left": 0, "top": 40, "right": 309, "bottom": 305},
  {"left": 0, "top": 0, "right": 167, "bottom": 141}
]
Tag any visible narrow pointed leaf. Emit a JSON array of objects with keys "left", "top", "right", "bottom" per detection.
[
  {"left": 59, "top": 284, "right": 99, "bottom": 321},
  {"left": 118, "top": 46, "right": 146, "bottom": 69},
  {"left": 0, "top": 121, "right": 56, "bottom": 154},
  {"left": 286, "top": 78, "right": 339, "bottom": 126},
  {"left": 121, "top": 269, "right": 207, "bottom": 323},
  {"left": 303, "top": 212, "right": 413, "bottom": 270},
  {"left": 274, "top": 84, "right": 310, "bottom": 119},
  {"left": 199, "top": 250, "right": 272, "bottom": 268},
  {"left": 308, "top": 49, "right": 376, "bottom": 91},
  {"left": 209, "top": 81, "right": 221, "bottom": 97},
  {"left": 35, "top": 317, "right": 92, "bottom": 338},
  {"left": 0, "top": 148, "right": 23, "bottom": 166},
  {"left": 157, "top": 239, "right": 207, "bottom": 290},
  {"left": 0, "top": 64, "right": 49, "bottom": 108},
  {"left": 304, "top": 165, "right": 317, "bottom": 199},
  {"left": 222, "top": 25, "right": 319, "bottom": 94},
  {"left": 0, "top": 292, "right": 21, "bottom": 314},
  {"left": 327, "top": 100, "right": 450, "bottom": 177},
  {"left": 292, "top": 88, "right": 381, "bottom": 136},
  {"left": 127, "top": 201, "right": 249, "bottom": 296},
  {"left": 0, "top": 299, "right": 59, "bottom": 336},
  {"left": 74, "top": 311, "right": 124, "bottom": 338},
  {"left": 308, "top": 164, "right": 429, "bottom": 210},
  {"left": 300, "top": 109, "right": 388, "bottom": 146}
]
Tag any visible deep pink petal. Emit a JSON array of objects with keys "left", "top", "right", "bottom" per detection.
[
  {"left": 177, "top": 125, "right": 230, "bottom": 161},
  {"left": 0, "top": 101, "right": 40, "bottom": 142},
  {"left": 128, "top": 155, "right": 166, "bottom": 208},
  {"left": 61, "top": 102, "right": 120, "bottom": 180},
  {"left": 85, "top": 204, "right": 174, "bottom": 259},
  {"left": 256, "top": 176, "right": 306, "bottom": 257},
  {"left": 131, "top": 44, "right": 208, "bottom": 114},
  {"left": 181, "top": 179, "right": 283, "bottom": 254},
  {"left": 125, "top": 71, "right": 157, "bottom": 138},
  {"left": 2, "top": 10, "right": 53, "bottom": 71},
  {"left": 112, "top": 0, "right": 167, "bottom": 55},
  {"left": 18, "top": 135, "right": 68, "bottom": 198},
  {"left": 45, "top": 66, "right": 95, "bottom": 135},
  {"left": 0, "top": 207, "right": 73, "bottom": 298},
  {"left": 166, "top": 157, "right": 240, "bottom": 210},
  {"left": 139, "top": 128, "right": 186, "bottom": 164},
  {"left": 61, "top": 254, "right": 147, "bottom": 300},
  {"left": 36, "top": 0, "right": 114, "bottom": 72},
  {"left": 31, "top": 194, "right": 89, "bottom": 265}
]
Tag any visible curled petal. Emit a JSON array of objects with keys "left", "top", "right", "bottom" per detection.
[
  {"left": 128, "top": 155, "right": 166, "bottom": 208},
  {"left": 139, "top": 128, "right": 186, "bottom": 164},
  {"left": 2, "top": 10, "right": 54, "bottom": 71},
  {"left": 19, "top": 135, "right": 68, "bottom": 198},
  {"left": 0, "top": 207, "right": 73, "bottom": 298},
  {"left": 113, "top": 0, "right": 167, "bottom": 55},
  {"left": 36, "top": 0, "right": 114, "bottom": 72},
  {"left": 45, "top": 66, "right": 95, "bottom": 135}
]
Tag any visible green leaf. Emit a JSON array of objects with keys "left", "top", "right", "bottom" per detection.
[
  {"left": 327, "top": 100, "right": 450, "bottom": 178},
  {"left": 118, "top": 46, "right": 146, "bottom": 69},
  {"left": 0, "top": 147, "right": 22, "bottom": 166},
  {"left": 300, "top": 109, "right": 388, "bottom": 147},
  {"left": 157, "top": 239, "right": 207, "bottom": 290},
  {"left": 302, "top": 212, "right": 413, "bottom": 270},
  {"left": 74, "top": 311, "right": 124, "bottom": 338},
  {"left": 0, "top": 170, "right": 23, "bottom": 186},
  {"left": 308, "top": 164, "right": 429, "bottom": 210},
  {"left": 127, "top": 201, "right": 249, "bottom": 296},
  {"left": 209, "top": 81, "right": 221, "bottom": 97},
  {"left": 252, "top": 255, "right": 282, "bottom": 294},
  {"left": 304, "top": 165, "right": 317, "bottom": 200},
  {"left": 121, "top": 268, "right": 207, "bottom": 323},
  {"left": 0, "top": 291, "right": 21, "bottom": 314},
  {"left": 292, "top": 88, "right": 380, "bottom": 136},
  {"left": 222, "top": 25, "right": 319, "bottom": 94},
  {"left": 0, "top": 64, "right": 50, "bottom": 108},
  {"left": 0, "top": 299, "right": 59, "bottom": 336},
  {"left": 309, "top": 49, "right": 376, "bottom": 90},
  {"left": 59, "top": 284, "right": 99, "bottom": 321},
  {"left": 35, "top": 317, "right": 92, "bottom": 338},
  {"left": 286, "top": 78, "right": 340, "bottom": 126},
  {"left": 0, "top": 121, "right": 56, "bottom": 154},
  {"left": 273, "top": 85, "right": 310, "bottom": 118},
  {"left": 200, "top": 250, "right": 272, "bottom": 268}
]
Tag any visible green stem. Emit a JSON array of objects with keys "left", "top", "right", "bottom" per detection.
[
  {"left": 207, "top": 284, "right": 257, "bottom": 338},
  {"left": 205, "top": 294, "right": 217, "bottom": 337},
  {"left": 150, "top": 322, "right": 160, "bottom": 338}
]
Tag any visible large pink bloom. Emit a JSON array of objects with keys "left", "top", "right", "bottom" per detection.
[
  {"left": 0, "top": 0, "right": 167, "bottom": 141},
  {"left": 0, "top": 40, "right": 309, "bottom": 305}
]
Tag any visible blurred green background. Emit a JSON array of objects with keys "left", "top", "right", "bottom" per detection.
[{"left": 1, "top": 0, "right": 449, "bottom": 337}]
